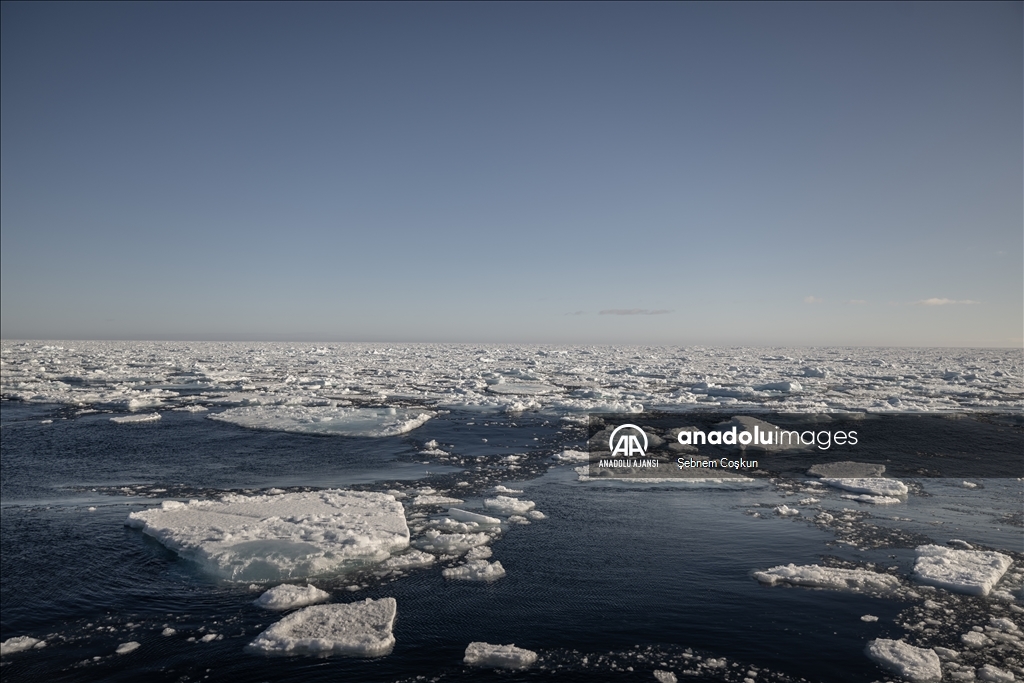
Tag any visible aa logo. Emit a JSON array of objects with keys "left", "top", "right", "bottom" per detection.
[{"left": 608, "top": 424, "right": 648, "bottom": 457}]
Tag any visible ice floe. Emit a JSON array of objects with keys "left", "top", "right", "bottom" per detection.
[
  {"left": 463, "top": 641, "right": 537, "bottom": 668},
  {"left": 115, "top": 641, "right": 141, "bottom": 655},
  {"left": 248, "top": 598, "right": 396, "bottom": 657},
  {"left": 1, "top": 636, "right": 46, "bottom": 655},
  {"left": 865, "top": 638, "right": 941, "bottom": 682},
  {"left": 483, "top": 496, "right": 536, "bottom": 515},
  {"left": 912, "top": 545, "right": 1013, "bottom": 596},
  {"left": 821, "top": 477, "right": 908, "bottom": 497},
  {"left": 209, "top": 405, "right": 434, "bottom": 436},
  {"left": 254, "top": 584, "right": 331, "bottom": 610},
  {"left": 753, "top": 564, "right": 901, "bottom": 594},
  {"left": 442, "top": 559, "right": 506, "bottom": 581},
  {"left": 448, "top": 508, "right": 501, "bottom": 525},
  {"left": 125, "top": 491, "right": 409, "bottom": 581},
  {"left": 110, "top": 413, "right": 161, "bottom": 424}
]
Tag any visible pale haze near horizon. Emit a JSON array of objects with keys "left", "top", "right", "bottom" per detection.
[{"left": 1, "top": 3, "right": 1021, "bottom": 347}]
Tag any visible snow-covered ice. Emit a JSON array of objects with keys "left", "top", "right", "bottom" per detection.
[
  {"left": 463, "top": 641, "right": 537, "bottom": 668},
  {"left": 1, "top": 636, "right": 46, "bottom": 656},
  {"left": 483, "top": 496, "right": 535, "bottom": 515},
  {"left": 448, "top": 508, "right": 501, "bottom": 525},
  {"left": 209, "top": 405, "right": 434, "bottom": 437},
  {"left": 841, "top": 494, "right": 902, "bottom": 505},
  {"left": 254, "top": 584, "right": 331, "bottom": 610},
  {"left": 912, "top": 545, "right": 1012, "bottom": 596},
  {"left": 380, "top": 550, "right": 436, "bottom": 571},
  {"left": 753, "top": 564, "right": 901, "bottom": 594},
  {"left": 248, "top": 598, "right": 396, "bottom": 657},
  {"left": 415, "top": 529, "right": 490, "bottom": 554},
  {"left": 442, "top": 560, "right": 506, "bottom": 582},
  {"left": 125, "top": 491, "right": 409, "bottom": 581},
  {"left": 821, "top": 478, "right": 908, "bottom": 497},
  {"left": 865, "top": 638, "right": 941, "bottom": 682},
  {"left": 115, "top": 641, "right": 141, "bottom": 655},
  {"left": 110, "top": 413, "right": 161, "bottom": 424}
]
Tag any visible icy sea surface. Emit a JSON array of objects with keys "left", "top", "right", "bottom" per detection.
[{"left": 1, "top": 342, "right": 1022, "bottom": 682}]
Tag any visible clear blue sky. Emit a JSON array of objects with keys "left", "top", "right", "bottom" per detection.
[{"left": 2, "top": 2, "right": 1021, "bottom": 346}]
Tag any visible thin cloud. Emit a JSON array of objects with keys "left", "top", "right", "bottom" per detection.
[
  {"left": 804, "top": 296, "right": 823, "bottom": 304},
  {"left": 914, "top": 298, "right": 980, "bottom": 306},
  {"left": 599, "top": 309, "right": 672, "bottom": 316}
]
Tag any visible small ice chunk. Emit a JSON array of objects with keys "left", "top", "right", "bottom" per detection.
[
  {"left": 115, "top": 641, "right": 141, "bottom": 655},
  {"left": 933, "top": 647, "right": 959, "bottom": 660},
  {"left": 821, "top": 477, "right": 908, "bottom": 497},
  {"left": 977, "top": 665, "right": 1015, "bottom": 682},
  {"left": 248, "top": 598, "right": 396, "bottom": 657},
  {"left": 125, "top": 490, "right": 409, "bottom": 581},
  {"left": 913, "top": 545, "right": 1012, "bottom": 596},
  {"left": 415, "top": 529, "right": 490, "bottom": 554},
  {"left": 463, "top": 641, "right": 537, "bottom": 668},
  {"left": 841, "top": 494, "right": 902, "bottom": 505},
  {"left": 161, "top": 627, "right": 176, "bottom": 636},
  {"left": 483, "top": 496, "right": 535, "bottom": 515},
  {"left": 1, "top": 636, "right": 45, "bottom": 655},
  {"left": 553, "top": 450, "right": 590, "bottom": 463},
  {"left": 493, "top": 485, "right": 524, "bottom": 494},
  {"left": 110, "top": 413, "right": 161, "bottom": 424},
  {"left": 442, "top": 560, "right": 506, "bottom": 582},
  {"left": 754, "top": 564, "right": 900, "bottom": 594},
  {"left": 774, "top": 505, "right": 800, "bottom": 516},
  {"left": 989, "top": 617, "right": 1019, "bottom": 632},
  {"left": 448, "top": 508, "right": 501, "bottom": 525},
  {"left": 199, "top": 633, "right": 220, "bottom": 643},
  {"left": 526, "top": 510, "right": 546, "bottom": 520},
  {"left": 961, "top": 632, "right": 989, "bottom": 648},
  {"left": 654, "top": 671, "right": 678, "bottom": 683},
  {"left": 254, "top": 584, "right": 331, "bottom": 610},
  {"left": 465, "top": 546, "right": 492, "bottom": 560},
  {"left": 412, "top": 494, "right": 463, "bottom": 506},
  {"left": 381, "top": 550, "right": 436, "bottom": 571},
  {"left": 865, "top": 638, "right": 941, "bottom": 682},
  {"left": 861, "top": 615, "right": 879, "bottom": 622},
  {"left": 948, "top": 539, "right": 974, "bottom": 550},
  {"left": 961, "top": 481, "right": 978, "bottom": 489}
]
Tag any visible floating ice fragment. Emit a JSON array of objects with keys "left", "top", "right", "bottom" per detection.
[
  {"left": 199, "top": 633, "right": 221, "bottom": 643},
  {"left": 526, "top": 510, "right": 546, "bottom": 520},
  {"left": 961, "top": 632, "right": 988, "bottom": 648},
  {"left": 443, "top": 560, "right": 506, "bottom": 581},
  {"left": 913, "top": 545, "right": 1012, "bottom": 596},
  {"left": 1, "top": 636, "right": 45, "bottom": 656},
  {"left": 248, "top": 598, "right": 396, "bottom": 657},
  {"left": 865, "top": 638, "right": 941, "bottom": 682},
  {"left": 948, "top": 539, "right": 974, "bottom": 550},
  {"left": 463, "top": 641, "right": 536, "bottom": 668},
  {"left": 841, "top": 494, "right": 902, "bottom": 505},
  {"left": 861, "top": 615, "right": 879, "bottom": 622},
  {"left": 412, "top": 494, "right": 463, "bottom": 506},
  {"left": 821, "top": 477, "right": 908, "bottom": 497},
  {"left": 552, "top": 450, "right": 590, "bottom": 463},
  {"left": 977, "top": 664, "right": 1015, "bottom": 682},
  {"left": 126, "top": 490, "right": 409, "bottom": 581},
  {"left": 774, "top": 505, "right": 800, "bottom": 516},
  {"left": 415, "top": 529, "right": 490, "bottom": 554},
  {"left": 210, "top": 406, "right": 434, "bottom": 437},
  {"left": 483, "top": 496, "right": 535, "bottom": 515},
  {"left": 162, "top": 628, "right": 176, "bottom": 636},
  {"left": 753, "top": 564, "right": 901, "bottom": 594},
  {"left": 115, "top": 641, "right": 141, "bottom": 655},
  {"left": 654, "top": 671, "right": 678, "bottom": 683},
  {"left": 448, "top": 508, "right": 501, "bottom": 525},
  {"left": 110, "top": 413, "right": 161, "bottom": 424},
  {"left": 493, "top": 485, "right": 524, "bottom": 494},
  {"left": 254, "top": 584, "right": 331, "bottom": 610},
  {"left": 380, "top": 549, "right": 435, "bottom": 571}
]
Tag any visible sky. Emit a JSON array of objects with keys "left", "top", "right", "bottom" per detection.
[{"left": 1, "top": 2, "right": 1021, "bottom": 346}]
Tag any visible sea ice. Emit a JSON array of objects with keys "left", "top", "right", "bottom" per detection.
[
  {"left": 411, "top": 494, "right": 463, "bottom": 506},
  {"left": 977, "top": 665, "right": 1015, "bottom": 682},
  {"left": 912, "top": 545, "right": 1012, "bottom": 596},
  {"left": 248, "top": 598, "right": 396, "bottom": 657},
  {"left": 483, "top": 496, "right": 535, "bottom": 515},
  {"left": 442, "top": 559, "right": 506, "bottom": 581},
  {"left": 774, "top": 505, "right": 800, "bottom": 516},
  {"left": 115, "top": 642, "right": 141, "bottom": 655},
  {"left": 753, "top": 564, "right": 901, "bottom": 594},
  {"left": 1, "top": 636, "right": 45, "bottom": 656},
  {"left": 415, "top": 529, "right": 490, "bottom": 554},
  {"left": 380, "top": 549, "right": 436, "bottom": 571},
  {"left": 865, "top": 638, "right": 941, "bottom": 682},
  {"left": 448, "top": 508, "right": 501, "bottom": 525},
  {"left": 126, "top": 491, "right": 409, "bottom": 581},
  {"left": 821, "top": 478, "right": 908, "bottom": 497},
  {"left": 654, "top": 671, "right": 678, "bottom": 683},
  {"left": 463, "top": 641, "right": 537, "bottom": 668},
  {"left": 841, "top": 494, "right": 902, "bottom": 505},
  {"left": 110, "top": 413, "right": 161, "bottom": 424},
  {"left": 209, "top": 405, "right": 434, "bottom": 437},
  {"left": 254, "top": 584, "right": 331, "bottom": 610}
]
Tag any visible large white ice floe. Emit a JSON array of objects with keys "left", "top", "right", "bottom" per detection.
[
  {"left": 208, "top": 405, "right": 434, "bottom": 436},
  {"left": 865, "top": 638, "right": 941, "bottom": 682},
  {"left": 753, "top": 564, "right": 901, "bottom": 594},
  {"left": 1, "top": 636, "right": 46, "bottom": 656},
  {"left": 463, "top": 641, "right": 537, "bottom": 668},
  {"left": 442, "top": 560, "right": 506, "bottom": 582},
  {"left": 125, "top": 491, "right": 409, "bottom": 581},
  {"left": 820, "top": 477, "right": 908, "bottom": 497},
  {"left": 254, "top": 584, "right": 331, "bottom": 610},
  {"left": 248, "top": 598, "right": 396, "bottom": 657},
  {"left": 483, "top": 496, "right": 535, "bottom": 515},
  {"left": 912, "top": 545, "right": 1012, "bottom": 596}
]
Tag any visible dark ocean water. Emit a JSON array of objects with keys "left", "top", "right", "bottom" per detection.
[{"left": 1, "top": 401, "right": 1020, "bottom": 682}]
